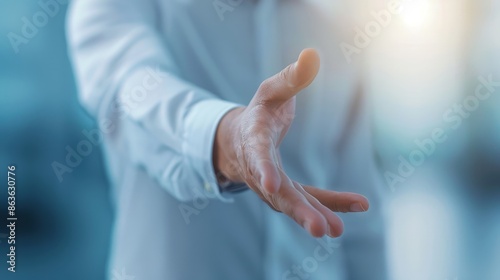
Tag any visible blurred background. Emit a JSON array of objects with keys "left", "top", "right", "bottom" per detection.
[
  {"left": 0, "top": 1, "right": 112, "bottom": 279},
  {"left": 0, "top": 0, "right": 499, "bottom": 279},
  {"left": 366, "top": 0, "right": 500, "bottom": 279}
]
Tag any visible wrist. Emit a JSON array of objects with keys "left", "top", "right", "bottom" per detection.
[{"left": 214, "top": 106, "right": 245, "bottom": 183}]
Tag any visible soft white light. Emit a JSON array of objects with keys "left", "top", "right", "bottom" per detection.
[{"left": 400, "top": 0, "right": 433, "bottom": 28}]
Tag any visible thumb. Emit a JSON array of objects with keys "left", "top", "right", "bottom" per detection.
[{"left": 254, "top": 48, "right": 320, "bottom": 106}]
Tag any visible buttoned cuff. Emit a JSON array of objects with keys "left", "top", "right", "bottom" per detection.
[{"left": 183, "top": 98, "right": 242, "bottom": 202}]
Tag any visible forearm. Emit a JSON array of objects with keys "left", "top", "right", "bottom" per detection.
[{"left": 68, "top": 0, "right": 241, "bottom": 201}]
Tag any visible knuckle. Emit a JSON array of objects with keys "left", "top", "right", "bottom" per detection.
[
  {"left": 257, "top": 79, "right": 274, "bottom": 100},
  {"left": 278, "top": 67, "right": 289, "bottom": 84},
  {"left": 245, "top": 167, "right": 257, "bottom": 184},
  {"left": 256, "top": 189, "right": 281, "bottom": 212},
  {"left": 331, "top": 201, "right": 345, "bottom": 213},
  {"left": 266, "top": 200, "right": 281, "bottom": 212},
  {"left": 279, "top": 64, "right": 295, "bottom": 88},
  {"left": 268, "top": 194, "right": 282, "bottom": 213}
]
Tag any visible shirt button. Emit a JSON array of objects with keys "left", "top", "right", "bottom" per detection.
[{"left": 204, "top": 181, "right": 213, "bottom": 193}]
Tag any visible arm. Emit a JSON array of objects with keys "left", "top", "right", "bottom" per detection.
[
  {"left": 68, "top": 0, "right": 371, "bottom": 238},
  {"left": 67, "top": 0, "right": 239, "bottom": 201}
]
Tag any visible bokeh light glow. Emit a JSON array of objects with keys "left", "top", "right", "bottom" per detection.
[{"left": 400, "top": 0, "right": 433, "bottom": 28}]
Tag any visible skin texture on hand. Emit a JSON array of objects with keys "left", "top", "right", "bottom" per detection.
[{"left": 214, "top": 49, "right": 369, "bottom": 238}]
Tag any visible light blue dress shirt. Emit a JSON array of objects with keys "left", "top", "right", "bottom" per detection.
[{"left": 67, "top": 0, "right": 388, "bottom": 279}]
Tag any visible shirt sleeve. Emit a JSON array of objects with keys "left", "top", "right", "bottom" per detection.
[{"left": 66, "top": 0, "right": 241, "bottom": 202}]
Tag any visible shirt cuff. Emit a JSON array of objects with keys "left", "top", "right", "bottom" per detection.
[{"left": 183, "top": 98, "right": 242, "bottom": 202}]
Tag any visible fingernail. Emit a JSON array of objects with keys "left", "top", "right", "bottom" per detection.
[{"left": 350, "top": 203, "right": 366, "bottom": 212}]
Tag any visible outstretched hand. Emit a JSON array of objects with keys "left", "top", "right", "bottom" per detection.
[{"left": 214, "top": 49, "right": 369, "bottom": 238}]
